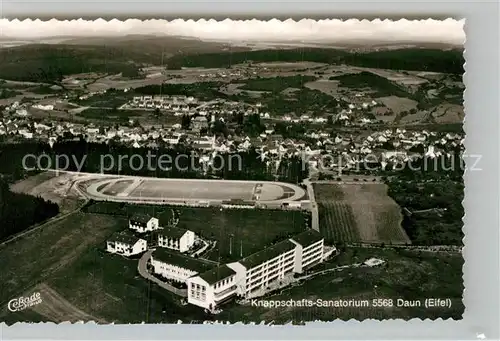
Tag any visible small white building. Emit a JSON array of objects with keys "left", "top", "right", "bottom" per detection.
[
  {"left": 129, "top": 214, "right": 160, "bottom": 233},
  {"left": 150, "top": 249, "right": 213, "bottom": 283},
  {"left": 106, "top": 231, "right": 147, "bottom": 257},
  {"left": 158, "top": 226, "right": 195, "bottom": 253}
]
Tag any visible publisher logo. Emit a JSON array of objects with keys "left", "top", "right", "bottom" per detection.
[{"left": 7, "top": 292, "right": 42, "bottom": 312}]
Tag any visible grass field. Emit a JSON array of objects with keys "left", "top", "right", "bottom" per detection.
[
  {"left": 172, "top": 206, "right": 309, "bottom": 263},
  {"left": 0, "top": 203, "right": 308, "bottom": 324},
  {"left": 0, "top": 212, "right": 124, "bottom": 323},
  {"left": 0, "top": 203, "right": 461, "bottom": 323},
  {"left": 314, "top": 183, "right": 410, "bottom": 245},
  {"left": 219, "top": 247, "right": 464, "bottom": 322}
]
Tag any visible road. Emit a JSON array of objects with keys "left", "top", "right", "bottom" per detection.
[
  {"left": 303, "top": 178, "right": 319, "bottom": 232},
  {"left": 137, "top": 249, "right": 187, "bottom": 297}
]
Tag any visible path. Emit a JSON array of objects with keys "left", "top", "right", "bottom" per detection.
[
  {"left": 303, "top": 178, "right": 319, "bottom": 232},
  {"left": 137, "top": 250, "right": 187, "bottom": 297}
]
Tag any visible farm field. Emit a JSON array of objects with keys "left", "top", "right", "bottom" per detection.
[
  {"left": 0, "top": 212, "right": 124, "bottom": 323},
  {"left": 219, "top": 247, "right": 464, "bottom": 322},
  {"left": 314, "top": 183, "right": 410, "bottom": 245}
]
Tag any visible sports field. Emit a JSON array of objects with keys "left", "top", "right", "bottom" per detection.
[
  {"left": 314, "top": 183, "right": 411, "bottom": 245},
  {"left": 128, "top": 179, "right": 257, "bottom": 200},
  {"left": 84, "top": 176, "right": 306, "bottom": 204}
]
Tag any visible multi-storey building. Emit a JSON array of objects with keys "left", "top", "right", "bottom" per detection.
[
  {"left": 157, "top": 226, "right": 195, "bottom": 253},
  {"left": 106, "top": 231, "right": 147, "bottom": 257},
  {"left": 148, "top": 228, "right": 326, "bottom": 311},
  {"left": 227, "top": 230, "right": 325, "bottom": 299},
  {"left": 150, "top": 248, "right": 213, "bottom": 283},
  {"left": 289, "top": 230, "right": 325, "bottom": 273},
  {"left": 227, "top": 239, "right": 298, "bottom": 298},
  {"left": 129, "top": 214, "right": 160, "bottom": 233}
]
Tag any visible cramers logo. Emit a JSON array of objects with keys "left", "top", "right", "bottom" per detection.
[{"left": 8, "top": 292, "right": 42, "bottom": 312}]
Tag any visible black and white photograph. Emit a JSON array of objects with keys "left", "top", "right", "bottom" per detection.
[{"left": 0, "top": 17, "right": 467, "bottom": 324}]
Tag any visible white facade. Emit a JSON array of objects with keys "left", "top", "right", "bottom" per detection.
[
  {"left": 150, "top": 256, "right": 199, "bottom": 283},
  {"left": 106, "top": 238, "right": 147, "bottom": 257},
  {"left": 187, "top": 267, "right": 237, "bottom": 310},
  {"left": 158, "top": 229, "right": 195, "bottom": 253},
  {"left": 129, "top": 217, "right": 160, "bottom": 233},
  {"left": 227, "top": 232, "right": 325, "bottom": 299}
]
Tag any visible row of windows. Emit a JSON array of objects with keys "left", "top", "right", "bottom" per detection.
[
  {"left": 303, "top": 239, "right": 323, "bottom": 251},
  {"left": 246, "top": 264, "right": 294, "bottom": 292},
  {"left": 191, "top": 283, "right": 207, "bottom": 292},
  {"left": 190, "top": 290, "right": 206, "bottom": 301},
  {"left": 303, "top": 243, "right": 323, "bottom": 257},
  {"left": 302, "top": 250, "right": 323, "bottom": 266},
  {"left": 214, "top": 276, "right": 233, "bottom": 289},
  {"left": 248, "top": 258, "right": 295, "bottom": 283},
  {"left": 247, "top": 250, "right": 295, "bottom": 275},
  {"left": 155, "top": 264, "right": 195, "bottom": 278}
]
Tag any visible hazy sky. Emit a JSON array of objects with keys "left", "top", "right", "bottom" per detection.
[{"left": 0, "top": 18, "right": 465, "bottom": 45}]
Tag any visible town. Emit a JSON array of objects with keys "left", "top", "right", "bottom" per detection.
[{"left": 0, "top": 21, "right": 466, "bottom": 325}]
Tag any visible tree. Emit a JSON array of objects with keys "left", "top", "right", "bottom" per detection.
[{"left": 181, "top": 114, "right": 191, "bottom": 130}]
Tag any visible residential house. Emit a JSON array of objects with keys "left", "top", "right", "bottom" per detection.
[
  {"left": 106, "top": 231, "right": 147, "bottom": 257},
  {"left": 129, "top": 214, "right": 160, "bottom": 233},
  {"left": 158, "top": 226, "right": 196, "bottom": 253}
]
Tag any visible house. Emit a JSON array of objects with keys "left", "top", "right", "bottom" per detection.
[
  {"left": 129, "top": 214, "right": 160, "bottom": 233},
  {"left": 157, "top": 226, "right": 195, "bottom": 253},
  {"left": 187, "top": 265, "right": 238, "bottom": 310},
  {"left": 106, "top": 231, "right": 147, "bottom": 257},
  {"left": 192, "top": 116, "right": 208, "bottom": 131},
  {"left": 150, "top": 248, "right": 213, "bottom": 283}
]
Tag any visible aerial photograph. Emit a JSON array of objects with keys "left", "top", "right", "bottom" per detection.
[{"left": 0, "top": 18, "right": 465, "bottom": 324}]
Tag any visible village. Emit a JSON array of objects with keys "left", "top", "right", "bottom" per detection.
[{"left": 0, "top": 93, "right": 464, "bottom": 176}]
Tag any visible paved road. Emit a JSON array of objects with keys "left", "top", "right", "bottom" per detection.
[
  {"left": 303, "top": 178, "right": 319, "bottom": 232},
  {"left": 137, "top": 249, "right": 187, "bottom": 297}
]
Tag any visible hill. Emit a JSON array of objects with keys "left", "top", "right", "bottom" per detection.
[
  {"left": 0, "top": 36, "right": 248, "bottom": 83},
  {"left": 165, "top": 47, "right": 464, "bottom": 74}
]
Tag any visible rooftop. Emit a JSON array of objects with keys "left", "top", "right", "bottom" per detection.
[
  {"left": 290, "top": 229, "right": 324, "bottom": 247},
  {"left": 130, "top": 213, "right": 154, "bottom": 224},
  {"left": 158, "top": 226, "right": 190, "bottom": 239},
  {"left": 108, "top": 230, "right": 142, "bottom": 245},
  {"left": 151, "top": 249, "right": 213, "bottom": 274},
  {"left": 239, "top": 239, "right": 297, "bottom": 270},
  {"left": 198, "top": 265, "right": 236, "bottom": 285}
]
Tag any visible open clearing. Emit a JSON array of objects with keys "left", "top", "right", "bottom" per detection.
[
  {"left": 84, "top": 201, "right": 309, "bottom": 264},
  {"left": 10, "top": 171, "right": 89, "bottom": 212},
  {"left": 314, "top": 183, "right": 410, "bottom": 245},
  {"left": 376, "top": 96, "right": 419, "bottom": 114}
]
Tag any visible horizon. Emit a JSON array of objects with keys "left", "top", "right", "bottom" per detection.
[{"left": 0, "top": 18, "right": 465, "bottom": 46}]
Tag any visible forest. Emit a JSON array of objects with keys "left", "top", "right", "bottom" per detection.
[
  {"left": 0, "top": 178, "right": 60, "bottom": 242},
  {"left": 0, "top": 140, "right": 308, "bottom": 184}
]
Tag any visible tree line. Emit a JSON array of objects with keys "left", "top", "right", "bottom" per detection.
[
  {"left": 0, "top": 178, "right": 60, "bottom": 242},
  {"left": 0, "top": 140, "right": 308, "bottom": 184}
]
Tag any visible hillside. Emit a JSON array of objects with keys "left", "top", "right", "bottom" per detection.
[
  {"left": 0, "top": 36, "right": 248, "bottom": 83},
  {"left": 165, "top": 47, "right": 464, "bottom": 74}
]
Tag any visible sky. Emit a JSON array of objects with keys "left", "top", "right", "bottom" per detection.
[{"left": 0, "top": 18, "right": 465, "bottom": 45}]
